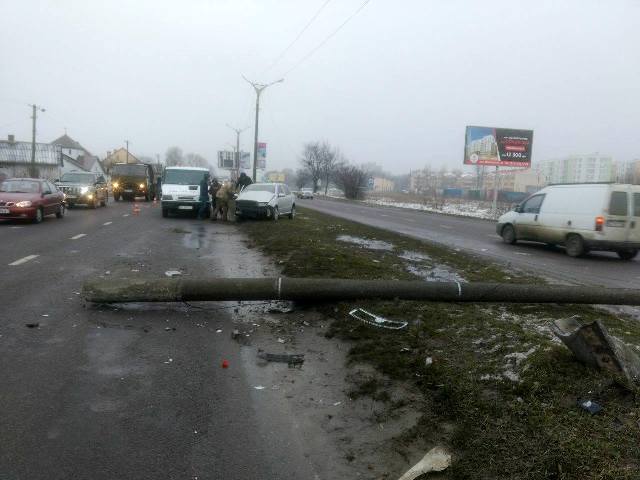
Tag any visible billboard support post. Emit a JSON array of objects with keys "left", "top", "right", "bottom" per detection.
[{"left": 492, "top": 166, "right": 499, "bottom": 217}]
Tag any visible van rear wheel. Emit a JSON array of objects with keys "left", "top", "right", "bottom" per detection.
[
  {"left": 501, "top": 224, "right": 517, "bottom": 245},
  {"left": 565, "top": 234, "right": 586, "bottom": 257},
  {"left": 617, "top": 249, "right": 638, "bottom": 261}
]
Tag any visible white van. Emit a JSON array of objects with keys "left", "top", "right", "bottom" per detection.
[
  {"left": 496, "top": 183, "right": 640, "bottom": 259},
  {"left": 160, "top": 166, "right": 209, "bottom": 218}
]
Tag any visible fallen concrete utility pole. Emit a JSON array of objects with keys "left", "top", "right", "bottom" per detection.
[{"left": 83, "top": 277, "right": 640, "bottom": 305}]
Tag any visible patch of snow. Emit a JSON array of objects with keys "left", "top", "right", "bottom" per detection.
[
  {"left": 407, "top": 264, "right": 466, "bottom": 283},
  {"left": 336, "top": 235, "right": 394, "bottom": 251},
  {"left": 364, "top": 198, "right": 494, "bottom": 220},
  {"left": 398, "top": 250, "right": 432, "bottom": 262}
]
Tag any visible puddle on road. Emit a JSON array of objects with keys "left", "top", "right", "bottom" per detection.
[
  {"left": 336, "top": 235, "right": 394, "bottom": 251},
  {"left": 406, "top": 264, "right": 466, "bottom": 283}
]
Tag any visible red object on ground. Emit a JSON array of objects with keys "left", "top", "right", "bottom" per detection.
[{"left": 221, "top": 359, "right": 229, "bottom": 369}]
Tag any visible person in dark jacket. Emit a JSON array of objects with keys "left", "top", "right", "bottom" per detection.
[
  {"left": 197, "top": 174, "right": 210, "bottom": 219},
  {"left": 236, "top": 172, "right": 253, "bottom": 192}
]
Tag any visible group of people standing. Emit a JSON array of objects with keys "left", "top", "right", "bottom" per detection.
[{"left": 198, "top": 172, "right": 253, "bottom": 221}]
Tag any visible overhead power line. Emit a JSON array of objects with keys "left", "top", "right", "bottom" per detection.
[
  {"left": 264, "top": 0, "right": 333, "bottom": 73},
  {"left": 282, "top": 0, "right": 372, "bottom": 76}
]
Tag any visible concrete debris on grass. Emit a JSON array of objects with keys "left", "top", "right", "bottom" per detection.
[
  {"left": 397, "top": 446, "right": 451, "bottom": 480},
  {"left": 552, "top": 318, "right": 640, "bottom": 385},
  {"left": 336, "top": 235, "right": 394, "bottom": 251}
]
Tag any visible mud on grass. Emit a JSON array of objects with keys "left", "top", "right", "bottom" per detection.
[{"left": 239, "top": 208, "right": 640, "bottom": 479}]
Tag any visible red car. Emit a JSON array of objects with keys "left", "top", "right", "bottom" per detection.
[{"left": 0, "top": 178, "right": 65, "bottom": 223}]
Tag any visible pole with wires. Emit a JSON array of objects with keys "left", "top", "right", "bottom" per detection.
[
  {"left": 226, "top": 124, "right": 249, "bottom": 180},
  {"left": 243, "top": 76, "right": 283, "bottom": 182},
  {"left": 29, "top": 104, "right": 45, "bottom": 178}
]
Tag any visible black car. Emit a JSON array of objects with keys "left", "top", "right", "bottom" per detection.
[{"left": 55, "top": 171, "right": 108, "bottom": 208}]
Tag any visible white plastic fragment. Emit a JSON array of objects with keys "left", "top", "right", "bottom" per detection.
[
  {"left": 253, "top": 385, "right": 265, "bottom": 390},
  {"left": 165, "top": 270, "right": 182, "bottom": 277},
  {"left": 425, "top": 357, "right": 433, "bottom": 366},
  {"left": 397, "top": 446, "right": 451, "bottom": 480}
]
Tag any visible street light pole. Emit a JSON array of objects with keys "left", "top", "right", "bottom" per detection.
[
  {"left": 242, "top": 76, "right": 284, "bottom": 182},
  {"left": 226, "top": 124, "right": 249, "bottom": 180},
  {"left": 29, "top": 104, "right": 45, "bottom": 178},
  {"left": 125, "top": 140, "right": 130, "bottom": 164}
]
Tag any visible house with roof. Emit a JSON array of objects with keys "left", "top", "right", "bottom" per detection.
[
  {"left": 51, "top": 133, "right": 107, "bottom": 178},
  {"left": 0, "top": 134, "right": 62, "bottom": 182},
  {"left": 103, "top": 148, "right": 140, "bottom": 173}
]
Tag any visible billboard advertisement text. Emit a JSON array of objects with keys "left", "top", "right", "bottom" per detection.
[{"left": 464, "top": 126, "right": 533, "bottom": 167}]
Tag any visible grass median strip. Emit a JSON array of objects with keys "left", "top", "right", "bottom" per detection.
[{"left": 240, "top": 207, "right": 640, "bottom": 479}]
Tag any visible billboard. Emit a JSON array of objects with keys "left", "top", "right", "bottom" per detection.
[
  {"left": 240, "top": 151, "right": 251, "bottom": 169},
  {"left": 464, "top": 126, "right": 533, "bottom": 167},
  {"left": 267, "top": 172, "right": 285, "bottom": 182},
  {"left": 257, "top": 142, "right": 267, "bottom": 169},
  {"left": 218, "top": 151, "right": 235, "bottom": 169}
]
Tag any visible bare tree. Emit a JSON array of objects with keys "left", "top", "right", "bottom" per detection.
[
  {"left": 333, "top": 163, "right": 369, "bottom": 199},
  {"left": 165, "top": 147, "right": 183, "bottom": 166},
  {"left": 299, "top": 142, "right": 323, "bottom": 192},
  {"left": 184, "top": 153, "right": 208, "bottom": 168},
  {"left": 319, "top": 142, "right": 340, "bottom": 195},
  {"left": 295, "top": 168, "right": 312, "bottom": 189}
]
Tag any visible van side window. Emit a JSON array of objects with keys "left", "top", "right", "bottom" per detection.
[
  {"left": 609, "top": 192, "right": 628, "bottom": 216},
  {"left": 521, "top": 194, "right": 544, "bottom": 214},
  {"left": 634, "top": 193, "right": 640, "bottom": 217}
]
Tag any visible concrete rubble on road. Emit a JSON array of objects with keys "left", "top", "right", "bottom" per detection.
[{"left": 397, "top": 446, "right": 452, "bottom": 479}]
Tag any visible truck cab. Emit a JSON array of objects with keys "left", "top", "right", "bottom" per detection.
[
  {"left": 111, "top": 163, "right": 155, "bottom": 201},
  {"left": 160, "top": 166, "right": 209, "bottom": 217}
]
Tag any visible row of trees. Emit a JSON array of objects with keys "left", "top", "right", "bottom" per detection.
[
  {"left": 296, "top": 141, "right": 369, "bottom": 199},
  {"left": 165, "top": 147, "right": 211, "bottom": 169}
]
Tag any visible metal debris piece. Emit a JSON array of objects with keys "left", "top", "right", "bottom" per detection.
[
  {"left": 253, "top": 385, "right": 265, "bottom": 390},
  {"left": 231, "top": 329, "right": 241, "bottom": 340},
  {"left": 579, "top": 399, "right": 603, "bottom": 415},
  {"left": 257, "top": 350, "right": 305, "bottom": 367},
  {"left": 552, "top": 318, "right": 640, "bottom": 385},
  {"left": 25, "top": 323, "right": 39, "bottom": 329},
  {"left": 349, "top": 308, "right": 408, "bottom": 330},
  {"left": 397, "top": 446, "right": 451, "bottom": 480}
]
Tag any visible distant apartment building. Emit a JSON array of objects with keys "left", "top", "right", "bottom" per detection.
[
  {"left": 466, "top": 134, "right": 498, "bottom": 158},
  {"left": 540, "top": 154, "right": 614, "bottom": 184},
  {"left": 485, "top": 168, "right": 545, "bottom": 194},
  {"left": 372, "top": 177, "right": 395, "bottom": 193},
  {"left": 615, "top": 159, "right": 640, "bottom": 184}
]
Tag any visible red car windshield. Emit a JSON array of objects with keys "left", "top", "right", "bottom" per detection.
[{"left": 0, "top": 180, "right": 41, "bottom": 193}]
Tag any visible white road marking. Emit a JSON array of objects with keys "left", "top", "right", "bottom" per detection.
[
  {"left": 103, "top": 221, "right": 112, "bottom": 225},
  {"left": 439, "top": 225, "right": 453, "bottom": 229},
  {"left": 70, "top": 233, "right": 86, "bottom": 240},
  {"left": 9, "top": 254, "right": 39, "bottom": 266},
  {"left": 123, "top": 214, "right": 130, "bottom": 217}
]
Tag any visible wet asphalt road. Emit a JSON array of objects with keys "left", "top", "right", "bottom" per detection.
[
  {"left": 298, "top": 197, "right": 640, "bottom": 289},
  {"left": 0, "top": 200, "right": 316, "bottom": 480}
]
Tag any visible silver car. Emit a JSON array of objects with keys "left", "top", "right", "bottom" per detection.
[{"left": 235, "top": 183, "right": 296, "bottom": 221}]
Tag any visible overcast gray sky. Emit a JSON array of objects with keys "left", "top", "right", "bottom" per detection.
[{"left": 1, "top": 0, "right": 639, "bottom": 173}]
